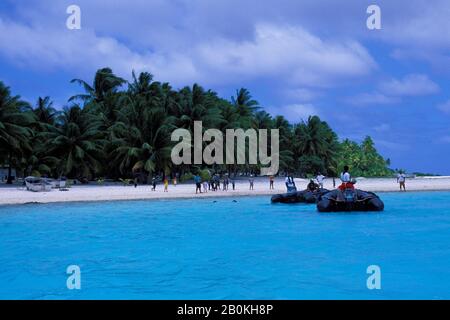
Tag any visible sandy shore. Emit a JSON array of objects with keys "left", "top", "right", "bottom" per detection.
[{"left": 1, "top": 177, "right": 450, "bottom": 206}]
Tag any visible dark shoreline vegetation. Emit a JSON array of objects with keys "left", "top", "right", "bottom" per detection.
[{"left": 0, "top": 68, "right": 393, "bottom": 184}]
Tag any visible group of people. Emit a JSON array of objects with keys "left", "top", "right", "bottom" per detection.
[
  {"left": 138, "top": 166, "right": 408, "bottom": 194},
  {"left": 283, "top": 165, "right": 407, "bottom": 193},
  {"left": 194, "top": 173, "right": 237, "bottom": 194},
  {"left": 284, "top": 172, "right": 327, "bottom": 193},
  {"left": 150, "top": 176, "right": 174, "bottom": 192}
]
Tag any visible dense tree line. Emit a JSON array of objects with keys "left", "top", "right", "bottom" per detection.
[{"left": 0, "top": 68, "right": 392, "bottom": 184}]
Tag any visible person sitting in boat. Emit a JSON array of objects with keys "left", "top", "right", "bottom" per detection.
[
  {"left": 285, "top": 175, "right": 297, "bottom": 192},
  {"left": 307, "top": 179, "right": 319, "bottom": 192},
  {"left": 338, "top": 166, "right": 356, "bottom": 191}
]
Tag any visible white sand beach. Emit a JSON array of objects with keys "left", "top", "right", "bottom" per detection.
[{"left": 1, "top": 176, "right": 450, "bottom": 206}]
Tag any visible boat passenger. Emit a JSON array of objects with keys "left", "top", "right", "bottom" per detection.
[{"left": 338, "top": 166, "right": 355, "bottom": 191}]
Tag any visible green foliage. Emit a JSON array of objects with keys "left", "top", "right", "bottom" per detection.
[
  {"left": 199, "top": 169, "right": 211, "bottom": 181},
  {"left": 294, "top": 116, "right": 340, "bottom": 176},
  {"left": 337, "top": 137, "right": 392, "bottom": 177},
  {"left": 0, "top": 69, "right": 393, "bottom": 182},
  {"left": 119, "top": 178, "right": 133, "bottom": 186},
  {"left": 180, "top": 172, "right": 194, "bottom": 182}
]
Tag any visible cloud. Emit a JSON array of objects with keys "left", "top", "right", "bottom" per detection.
[
  {"left": 0, "top": 14, "right": 376, "bottom": 88},
  {"left": 375, "top": 139, "right": 410, "bottom": 151},
  {"left": 347, "top": 92, "right": 400, "bottom": 106},
  {"left": 379, "top": 74, "right": 439, "bottom": 97},
  {"left": 0, "top": 18, "right": 199, "bottom": 86},
  {"left": 281, "top": 88, "right": 322, "bottom": 103},
  {"left": 437, "top": 100, "right": 450, "bottom": 114},
  {"left": 347, "top": 73, "right": 439, "bottom": 106},
  {"left": 380, "top": 0, "right": 450, "bottom": 49},
  {"left": 196, "top": 24, "right": 376, "bottom": 87},
  {"left": 439, "top": 136, "right": 450, "bottom": 144},
  {"left": 373, "top": 123, "right": 391, "bottom": 133},
  {"left": 268, "top": 103, "right": 318, "bottom": 122}
]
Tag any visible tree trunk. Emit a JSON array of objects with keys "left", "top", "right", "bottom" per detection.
[{"left": 6, "top": 152, "right": 13, "bottom": 184}]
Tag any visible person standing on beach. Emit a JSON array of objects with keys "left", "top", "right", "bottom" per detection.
[
  {"left": 194, "top": 175, "right": 202, "bottom": 194},
  {"left": 316, "top": 173, "right": 325, "bottom": 189},
  {"left": 249, "top": 175, "right": 254, "bottom": 190},
  {"left": 134, "top": 177, "right": 138, "bottom": 188},
  {"left": 151, "top": 177, "right": 157, "bottom": 191},
  {"left": 173, "top": 175, "right": 177, "bottom": 187},
  {"left": 164, "top": 177, "right": 169, "bottom": 192},
  {"left": 231, "top": 178, "right": 236, "bottom": 190},
  {"left": 269, "top": 175, "right": 274, "bottom": 190},
  {"left": 203, "top": 180, "right": 208, "bottom": 193},
  {"left": 223, "top": 176, "right": 228, "bottom": 191},
  {"left": 397, "top": 172, "right": 406, "bottom": 191}
]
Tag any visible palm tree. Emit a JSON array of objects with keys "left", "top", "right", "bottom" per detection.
[
  {"left": 295, "top": 116, "right": 328, "bottom": 156},
  {"left": 217, "top": 100, "right": 240, "bottom": 131},
  {"left": 109, "top": 100, "right": 174, "bottom": 179},
  {"left": 46, "top": 105, "right": 105, "bottom": 180},
  {"left": 69, "top": 68, "right": 126, "bottom": 103},
  {"left": 175, "top": 84, "right": 221, "bottom": 132},
  {"left": 1, "top": 69, "right": 392, "bottom": 181},
  {"left": 33, "top": 96, "right": 59, "bottom": 130},
  {"left": 231, "top": 88, "right": 260, "bottom": 128},
  {"left": 273, "top": 115, "right": 294, "bottom": 174},
  {"left": 252, "top": 110, "right": 273, "bottom": 130},
  {"left": 0, "top": 82, "right": 35, "bottom": 183}
]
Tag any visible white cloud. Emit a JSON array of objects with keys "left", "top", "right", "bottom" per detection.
[
  {"left": 196, "top": 24, "right": 376, "bottom": 87},
  {"left": 0, "top": 18, "right": 200, "bottom": 86},
  {"left": 439, "top": 136, "right": 450, "bottom": 144},
  {"left": 437, "top": 100, "right": 450, "bottom": 114},
  {"left": 348, "top": 73, "right": 439, "bottom": 106},
  {"left": 373, "top": 123, "right": 391, "bottom": 133},
  {"left": 348, "top": 92, "right": 399, "bottom": 106},
  {"left": 375, "top": 139, "right": 410, "bottom": 151},
  {"left": 0, "top": 17, "right": 376, "bottom": 88},
  {"left": 379, "top": 74, "right": 439, "bottom": 97},
  {"left": 381, "top": 0, "right": 450, "bottom": 49},
  {"left": 268, "top": 103, "right": 318, "bottom": 122},
  {"left": 284, "top": 88, "right": 321, "bottom": 102}
]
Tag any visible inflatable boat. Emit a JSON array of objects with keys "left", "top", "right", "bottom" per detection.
[
  {"left": 316, "top": 189, "right": 384, "bottom": 212},
  {"left": 271, "top": 189, "right": 330, "bottom": 204}
]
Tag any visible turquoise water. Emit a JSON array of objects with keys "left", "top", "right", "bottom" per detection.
[{"left": 0, "top": 191, "right": 449, "bottom": 300}]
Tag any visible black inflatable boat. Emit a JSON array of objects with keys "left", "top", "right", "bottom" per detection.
[
  {"left": 316, "top": 189, "right": 384, "bottom": 212},
  {"left": 271, "top": 189, "right": 330, "bottom": 204}
]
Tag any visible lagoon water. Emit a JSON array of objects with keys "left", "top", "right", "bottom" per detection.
[{"left": 0, "top": 192, "right": 449, "bottom": 299}]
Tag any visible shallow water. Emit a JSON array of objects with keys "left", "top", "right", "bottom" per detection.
[{"left": 0, "top": 191, "right": 449, "bottom": 299}]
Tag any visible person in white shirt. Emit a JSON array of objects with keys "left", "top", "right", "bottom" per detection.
[
  {"left": 397, "top": 172, "right": 406, "bottom": 191},
  {"left": 338, "top": 165, "right": 354, "bottom": 190},
  {"left": 340, "top": 166, "right": 351, "bottom": 182},
  {"left": 316, "top": 173, "right": 325, "bottom": 189}
]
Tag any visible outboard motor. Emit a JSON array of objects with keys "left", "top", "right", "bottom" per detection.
[{"left": 343, "top": 188, "right": 356, "bottom": 211}]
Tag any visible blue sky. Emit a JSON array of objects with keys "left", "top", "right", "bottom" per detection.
[{"left": 0, "top": 0, "right": 449, "bottom": 174}]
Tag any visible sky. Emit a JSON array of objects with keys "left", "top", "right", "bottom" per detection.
[{"left": 0, "top": 0, "right": 449, "bottom": 174}]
